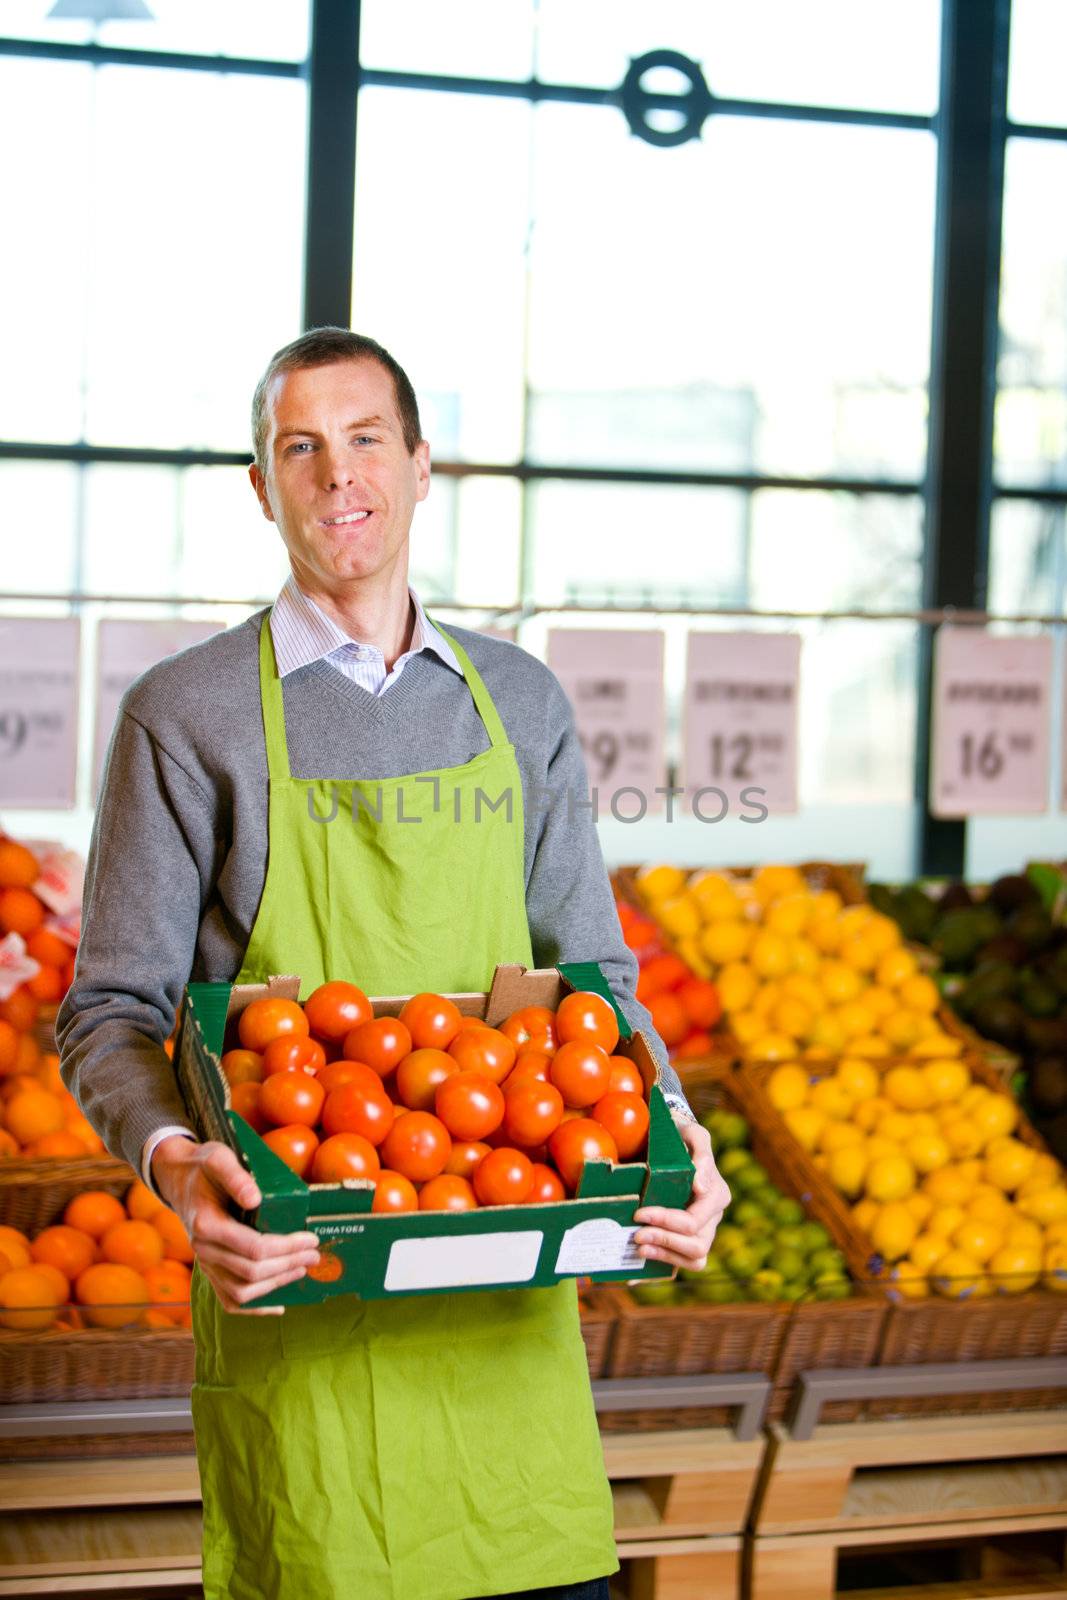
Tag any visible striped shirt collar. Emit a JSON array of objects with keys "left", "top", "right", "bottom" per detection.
[{"left": 269, "top": 575, "right": 463, "bottom": 681}]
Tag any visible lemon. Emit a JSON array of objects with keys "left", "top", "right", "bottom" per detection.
[
  {"left": 904, "top": 1191, "right": 935, "bottom": 1226},
  {"left": 766, "top": 1063, "right": 810, "bottom": 1112},
  {"left": 780, "top": 973, "right": 823, "bottom": 1010},
  {"left": 753, "top": 865, "right": 808, "bottom": 904},
  {"left": 988, "top": 1243, "right": 1040, "bottom": 1295},
  {"left": 701, "top": 921, "right": 754, "bottom": 964},
  {"left": 882, "top": 1065, "right": 932, "bottom": 1112},
  {"left": 834, "top": 1001, "right": 877, "bottom": 1040},
  {"left": 932, "top": 1250, "right": 985, "bottom": 1299},
  {"left": 730, "top": 1010, "right": 765, "bottom": 1046},
  {"left": 765, "top": 895, "right": 812, "bottom": 937},
  {"left": 909, "top": 1231, "right": 947, "bottom": 1272},
  {"left": 871, "top": 1202, "right": 918, "bottom": 1261},
  {"left": 891, "top": 1268, "right": 930, "bottom": 1299},
  {"left": 809, "top": 1078, "right": 854, "bottom": 1120},
  {"left": 910, "top": 1112, "right": 940, "bottom": 1137},
  {"left": 791, "top": 939, "right": 821, "bottom": 976},
  {"left": 1025, "top": 1154, "right": 1064, "bottom": 1191},
  {"left": 923, "top": 1168, "right": 972, "bottom": 1207},
  {"left": 821, "top": 1121, "right": 865, "bottom": 1154},
  {"left": 952, "top": 1217, "right": 1003, "bottom": 1265},
  {"left": 835, "top": 1058, "right": 880, "bottom": 1102},
  {"left": 838, "top": 905, "right": 874, "bottom": 936},
  {"left": 841, "top": 933, "right": 881, "bottom": 974},
  {"left": 854, "top": 1095, "right": 893, "bottom": 1133},
  {"left": 909, "top": 1032, "right": 963, "bottom": 1059},
  {"left": 1043, "top": 1220, "right": 1067, "bottom": 1249},
  {"left": 984, "top": 1139, "right": 1037, "bottom": 1194},
  {"left": 928, "top": 1203, "right": 968, "bottom": 1239},
  {"left": 867, "top": 1153, "right": 916, "bottom": 1203},
  {"left": 921, "top": 1057, "right": 970, "bottom": 1105},
  {"left": 972, "top": 1094, "right": 1018, "bottom": 1142},
  {"left": 809, "top": 916, "right": 845, "bottom": 955},
  {"left": 862, "top": 986, "right": 898, "bottom": 1020},
  {"left": 879, "top": 1010, "right": 926, "bottom": 1051},
  {"left": 899, "top": 974, "right": 940, "bottom": 1014},
  {"left": 1043, "top": 1243, "right": 1067, "bottom": 1292},
  {"left": 877, "top": 1111, "right": 917, "bottom": 1144},
  {"left": 1017, "top": 1185, "right": 1067, "bottom": 1227},
  {"left": 783, "top": 1105, "right": 825, "bottom": 1152},
  {"left": 750, "top": 931, "right": 794, "bottom": 979},
  {"left": 688, "top": 870, "right": 742, "bottom": 919},
  {"left": 808, "top": 889, "right": 843, "bottom": 921},
  {"left": 865, "top": 1135, "right": 904, "bottom": 1165},
  {"left": 866, "top": 914, "right": 903, "bottom": 955},
  {"left": 1004, "top": 1217, "right": 1044, "bottom": 1251},
  {"left": 829, "top": 1146, "right": 868, "bottom": 1198},
  {"left": 961, "top": 1084, "right": 990, "bottom": 1113},
  {"left": 655, "top": 895, "right": 701, "bottom": 937},
  {"left": 807, "top": 1013, "right": 847, "bottom": 1055},
  {"left": 819, "top": 961, "right": 864, "bottom": 1005},
  {"left": 636, "top": 863, "right": 686, "bottom": 903},
  {"left": 747, "top": 1032, "right": 798, "bottom": 1063},
  {"left": 718, "top": 963, "right": 757, "bottom": 1013},
  {"left": 773, "top": 997, "right": 815, "bottom": 1040},
  {"left": 848, "top": 1035, "right": 893, "bottom": 1059},
  {"left": 968, "top": 1188, "right": 1013, "bottom": 1227},
  {"left": 852, "top": 1197, "right": 880, "bottom": 1231},
  {"left": 906, "top": 1131, "right": 951, "bottom": 1176},
  {"left": 942, "top": 1118, "right": 985, "bottom": 1160},
  {"left": 803, "top": 1045, "right": 835, "bottom": 1062},
  {"left": 876, "top": 948, "right": 919, "bottom": 989},
  {"left": 751, "top": 981, "right": 783, "bottom": 1017},
  {"left": 675, "top": 935, "right": 712, "bottom": 978}
]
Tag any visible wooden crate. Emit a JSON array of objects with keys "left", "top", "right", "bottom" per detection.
[{"left": 0, "top": 1157, "right": 134, "bottom": 1236}]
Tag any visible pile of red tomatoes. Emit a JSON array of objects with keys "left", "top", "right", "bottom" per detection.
[{"left": 220, "top": 986, "right": 652, "bottom": 1213}]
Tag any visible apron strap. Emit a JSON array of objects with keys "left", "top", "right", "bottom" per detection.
[
  {"left": 259, "top": 613, "right": 293, "bottom": 782},
  {"left": 430, "top": 622, "right": 511, "bottom": 750}
]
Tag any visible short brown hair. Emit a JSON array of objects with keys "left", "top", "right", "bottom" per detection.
[{"left": 251, "top": 327, "right": 423, "bottom": 470}]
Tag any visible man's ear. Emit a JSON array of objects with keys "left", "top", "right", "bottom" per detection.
[
  {"left": 414, "top": 438, "right": 431, "bottom": 504},
  {"left": 248, "top": 463, "right": 276, "bottom": 523}
]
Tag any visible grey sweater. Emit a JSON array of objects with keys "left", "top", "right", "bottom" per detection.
[{"left": 57, "top": 613, "right": 691, "bottom": 1174}]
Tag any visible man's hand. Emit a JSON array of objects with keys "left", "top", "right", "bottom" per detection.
[
  {"left": 632, "top": 1118, "right": 729, "bottom": 1272},
  {"left": 151, "top": 1135, "right": 320, "bottom": 1316}
]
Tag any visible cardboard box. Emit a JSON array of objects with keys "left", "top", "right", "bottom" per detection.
[{"left": 175, "top": 961, "right": 695, "bottom": 1305}]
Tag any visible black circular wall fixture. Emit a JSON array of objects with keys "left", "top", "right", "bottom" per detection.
[{"left": 620, "top": 49, "right": 712, "bottom": 147}]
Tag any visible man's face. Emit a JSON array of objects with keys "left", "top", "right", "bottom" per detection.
[{"left": 249, "top": 359, "right": 430, "bottom": 590}]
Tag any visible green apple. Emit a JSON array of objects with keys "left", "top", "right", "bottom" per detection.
[
  {"left": 630, "top": 1280, "right": 681, "bottom": 1306},
  {"left": 797, "top": 1221, "right": 831, "bottom": 1253},
  {"left": 776, "top": 1225, "right": 810, "bottom": 1255},
  {"left": 808, "top": 1247, "right": 847, "bottom": 1278},
  {"left": 692, "top": 1277, "right": 743, "bottom": 1304},
  {"left": 733, "top": 1161, "right": 771, "bottom": 1194},
  {"left": 750, "top": 1269, "right": 785, "bottom": 1303},
  {"left": 769, "top": 1247, "right": 806, "bottom": 1282},
  {"left": 773, "top": 1196, "right": 805, "bottom": 1226},
  {"left": 813, "top": 1273, "right": 850, "bottom": 1302},
  {"left": 716, "top": 1147, "right": 754, "bottom": 1180}
]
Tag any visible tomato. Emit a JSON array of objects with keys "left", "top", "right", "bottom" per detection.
[
  {"left": 591, "top": 1090, "right": 650, "bottom": 1159},
  {"left": 262, "top": 1124, "right": 319, "bottom": 1179},
  {"left": 502, "top": 1080, "right": 565, "bottom": 1147},
  {"left": 372, "top": 1170, "right": 419, "bottom": 1213},
  {"left": 399, "top": 992, "right": 463, "bottom": 1050},
  {"left": 647, "top": 992, "right": 689, "bottom": 1047},
  {"left": 28, "top": 964, "right": 63, "bottom": 1003},
  {"left": 526, "top": 1163, "right": 566, "bottom": 1204},
  {"left": 606, "top": 1057, "right": 644, "bottom": 1096},
  {"left": 262, "top": 1036, "right": 326, "bottom": 1078},
  {"left": 380, "top": 1111, "right": 452, "bottom": 1182},
  {"left": 677, "top": 978, "right": 722, "bottom": 1030},
  {"left": 434, "top": 1073, "right": 505, "bottom": 1141},
  {"left": 321, "top": 1076, "right": 394, "bottom": 1146},
  {"left": 395, "top": 1048, "right": 458, "bottom": 1111},
  {"left": 453, "top": 1015, "right": 491, "bottom": 1032},
  {"left": 555, "top": 991, "right": 620, "bottom": 1054},
  {"left": 548, "top": 1119, "right": 618, "bottom": 1192},
  {"left": 221, "top": 1049, "right": 263, "bottom": 1087},
  {"left": 443, "top": 1139, "right": 492, "bottom": 1179},
  {"left": 472, "top": 1147, "right": 534, "bottom": 1206},
  {"left": 258, "top": 1071, "right": 325, "bottom": 1129},
  {"left": 316, "top": 1059, "right": 373, "bottom": 1095},
  {"left": 504, "top": 1050, "right": 553, "bottom": 1089},
  {"left": 303, "top": 980, "right": 372, "bottom": 1040},
  {"left": 0, "top": 987, "right": 39, "bottom": 1033},
  {"left": 549, "top": 1041, "right": 612, "bottom": 1108},
  {"left": 230, "top": 1081, "right": 267, "bottom": 1133},
  {"left": 674, "top": 1030, "right": 714, "bottom": 1061},
  {"left": 238, "top": 998, "right": 309, "bottom": 1053},
  {"left": 419, "top": 1174, "right": 478, "bottom": 1212},
  {"left": 342, "top": 1017, "right": 412, "bottom": 1077},
  {"left": 310, "top": 1132, "right": 380, "bottom": 1184},
  {"left": 635, "top": 952, "right": 689, "bottom": 1000},
  {"left": 448, "top": 1026, "right": 516, "bottom": 1085},
  {"left": 500, "top": 1005, "right": 557, "bottom": 1054}
]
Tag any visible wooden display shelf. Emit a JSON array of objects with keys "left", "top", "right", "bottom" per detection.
[{"left": 616, "top": 1533, "right": 741, "bottom": 1600}]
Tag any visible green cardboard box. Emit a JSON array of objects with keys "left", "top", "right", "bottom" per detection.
[{"left": 175, "top": 960, "right": 695, "bottom": 1305}]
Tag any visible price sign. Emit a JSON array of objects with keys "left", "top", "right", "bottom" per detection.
[
  {"left": 683, "top": 633, "right": 800, "bottom": 815},
  {"left": 548, "top": 630, "right": 666, "bottom": 806},
  {"left": 932, "top": 628, "right": 1052, "bottom": 816},
  {"left": 0, "top": 618, "right": 80, "bottom": 808},
  {"left": 94, "top": 619, "right": 223, "bottom": 794}
]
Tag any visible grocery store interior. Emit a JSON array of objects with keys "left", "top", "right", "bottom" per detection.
[{"left": 2, "top": 2, "right": 1067, "bottom": 1597}]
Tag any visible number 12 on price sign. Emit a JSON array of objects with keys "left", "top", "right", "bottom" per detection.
[
  {"left": 683, "top": 633, "right": 800, "bottom": 815},
  {"left": 931, "top": 628, "right": 1052, "bottom": 816}
]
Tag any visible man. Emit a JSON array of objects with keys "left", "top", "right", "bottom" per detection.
[{"left": 59, "top": 328, "right": 728, "bottom": 1600}]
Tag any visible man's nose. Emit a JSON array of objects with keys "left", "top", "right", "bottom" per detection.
[{"left": 320, "top": 445, "right": 357, "bottom": 490}]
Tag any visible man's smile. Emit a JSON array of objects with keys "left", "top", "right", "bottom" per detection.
[{"left": 321, "top": 509, "right": 371, "bottom": 527}]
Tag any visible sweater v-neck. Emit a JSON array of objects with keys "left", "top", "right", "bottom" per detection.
[{"left": 300, "top": 651, "right": 451, "bottom": 725}]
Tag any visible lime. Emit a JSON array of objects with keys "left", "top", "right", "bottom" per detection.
[
  {"left": 776, "top": 1225, "right": 810, "bottom": 1255},
  {"left": 705, "top": 1110, "right": 749, "bottom": 1150},
  {"left": 808, "top": 1247, "right": 847, "bottom": 1278},
  {"left": 629, "top": 1280, "right": 680, "bottom": 1306},
  {"left": 779, "top": 1281, "right": 808, "bottom": 1302},
  {"left": 773, "top": 1196, "right": 805, "bottom": 1226},
  {"left": 733, "top": 1162, "right": 771, "bottom": 1194},
  {"left": 813, "top": 1273, "right": 851, "bottom": 1301},
  {"left": 713, "top": 1224, "right": 744, "bottom": 1256},
  {"left": 716, "top": 1147, "right": 754, "bottom": 1181},
  {"left": 750, "top": 1268, "right": 785, "bottom": 1303},
  {"left": 692, "top": 1277, "right": 743, "bottom": 1304},
  {"left": 797, "top": 1221, "right": 831, "bottom": 1253},
  {"left": 770, "top": 1247, "right": 806, "bottom": 1281}
]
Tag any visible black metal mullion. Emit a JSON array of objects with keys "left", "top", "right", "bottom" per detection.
[
  {"left": 302, "top": 0, "right": 361, "bottom": 330},
  {"left": 0, "top": 35, "right": 300, "bottom": 76},
  {"left": 917, "top": 0, "right": 1011, "bottom": 877}
]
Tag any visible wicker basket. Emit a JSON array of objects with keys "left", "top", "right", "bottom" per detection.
[
  {"left": 937, "top": 1003, "right": 1020, "bottom": 1084},
  {"left": 615, "top": 860, "right": 869, "bottom": 911},
  {"left": 0, "top": 1155, "right": 135, "bottom": 1234},
  {"left": 0, "top": 1324, "right": 194, "bottom": 1404},
  {"left": 739, "top": 1055, "right": 1067, "bottom": 1418},
  {"left": 578, "top": 1289, "right": 615, "bottom": 1380}
]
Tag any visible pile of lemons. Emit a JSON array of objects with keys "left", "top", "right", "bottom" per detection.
[
  {"left": 766, "top": 1054, "right": 1067, "bottom": 1299},
  {"left": 635, "top": 862, "right": 955, "bottom": 1063}
]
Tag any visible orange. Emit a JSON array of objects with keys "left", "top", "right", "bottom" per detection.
[
  {"left": 31, "top": 1225, "right": 95, "bottom": 1281},
  {"left": 0, "top": 887, "right": 45, "bottom": 938},
  {"left": 35, "top": 1054, "right": 65, "bottom": 1095},
  {"left": 74, "top": 1262, "right": 149, "bottom": 1329},
  {"left": 0, "top": 1226, "right": 31, "bottom": 1269},
  {"left": 25, "top": 1131, "right": 92, "bottom": 1158},
  {"left": 25, "top": 928, "right": 70, "bottom": 969},
  {"left": 0, "top": 840, "right": 39, "bottom": 890},
  {"left": 143, "top": 1260, "right": 192, "bottom": 1323},
  {"left": 0, "top": 1265, "right": 62, "bottom": 1330},
  {"left": 125, "top": 1179, "right": 165, "bottom": 1221},
  {"left": 61, "top": 1112, "right": 105, "bottom": 1153},
  {"left": 152, "top": 1209, "right": 194, "bottom": 1265},
  {"left": 4, "top": 1088, "right": 63, "bottom": 1146},
  {"left": 0, "top": 1020, "right": 19, "bottom": 1078},
  {"left": 64, "top": 1191, "right": 126, "bottom": 1239},
  {"left": 0, "top": 1128, "right": 17, "bottom": 1159},
  {"left": 101, "top": 1219, "right": 165, "bottom": 1274},
  {"left": 13, "top": 1034, "right": 39, "bottom": 1076},
  {"left": 31, "top": 1261, "right": 71, "bottom": 1304}
]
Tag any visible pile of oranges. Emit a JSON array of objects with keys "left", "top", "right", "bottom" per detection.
[
  {"left": 616, "top": 896, "right": 723, "bottom": 1060},
  {"left": 0, "top": 1182, "right": 193, "bottom": 1333},
  {"left": 0, "top": 1051, "right": 105, "bottom": 1159},
  {"left": 220, "top": 983, "right": 652, "bottom": 1213},
  {"left": 0, "top": 837, "right": 77, "bottom": 1008}
]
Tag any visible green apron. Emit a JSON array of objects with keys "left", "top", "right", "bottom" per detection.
[{"left": 191, "top": 616, "right": 617, "bottom": 1600}]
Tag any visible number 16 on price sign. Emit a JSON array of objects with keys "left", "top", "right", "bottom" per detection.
[{"left": 931, "top": 628, "right": 1053, "bottom": 816}]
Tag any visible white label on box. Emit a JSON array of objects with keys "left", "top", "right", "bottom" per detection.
[
  {"left": 932, "top": 628, "right": 1052, "bottom": 816},
  {"left": 683, "top": 632, "right": 800, "bottom": 816},
  {"left": 555, "top": 1218, "right": 645, "bottom": 1275},
  {"left": 548, "top": 629, "right": 666, "bottom": 810},
  {"left": 0, "top": 618, "right": 80, "bottom": 808},
  {"left": 94, "top": 619, "right": 223, "bottom": 794},
  {"left": 383, "top": 1231, "right": 544, "bottom": 1292}
]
